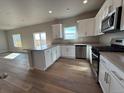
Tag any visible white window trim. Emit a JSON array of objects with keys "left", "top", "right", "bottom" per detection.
[{"left": 64, "top": 26, "right": 77, "bottom": 40}]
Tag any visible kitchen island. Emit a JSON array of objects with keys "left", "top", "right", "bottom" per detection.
[{"left": 25, "top": 45, "right": 61, "bottom": 70}]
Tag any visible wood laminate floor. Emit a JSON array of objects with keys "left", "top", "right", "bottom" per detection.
[{"left": 0, "top": 53, "right": 102, "bottom": 93}]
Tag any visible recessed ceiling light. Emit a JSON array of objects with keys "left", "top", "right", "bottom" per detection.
[
  {"left": 66, "top": 8, "right": 70, "bottom": 11},
  {"left": 83, "top": 0, "right": 88, "bottom": 4},
  {"left": 49, "top": 10, "right": 52, "bottom": 14}
]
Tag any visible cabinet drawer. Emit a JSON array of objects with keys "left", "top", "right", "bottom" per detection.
[{"left": 110, "top": 64, "right": 124, "bottom": 87}]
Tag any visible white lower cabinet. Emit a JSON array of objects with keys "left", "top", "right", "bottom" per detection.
[
  {"left": 99, "top": 57, "right": 124, "bottom": 93},
  {"left": 56, "top": 46, "right": 61, "bottom": 59},
  {"left": 44, "top": 49, "right": 52, "bottom": 68},
  {"left": 99, "top": 62, "right": 110, "bottom": 93},
  {"left": 44, "top": 46, "right": 60, "bottom": 69},
  {"left": 109, "top": 73, "right": 124, "bottom": 93},
  {"left": 61, "top": 45, "right": 75, "bottom": 58},
  {"left": 51, "top": 47, "right": 57, "bottom": 63}
]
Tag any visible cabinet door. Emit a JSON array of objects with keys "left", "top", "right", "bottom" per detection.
[
  {"left": 56, "top": 46, "right": 61, "bottom": 59},
  {"left": 44, "top": 49, "right": 52, "bottom": 68},
  {"left": 67, "top": 46, "right": 75, "bottom": 58},
  {"left": 52, "top": 24, "right": 62, "bottom": 39},
  {"left": 121, "top": 0, "right": 124, "bottom": 30},
  {"left": 52, "top": 47, "right": 57, "bottom": 63},
  {"left": 95, "top": 13, "right": 104, "bottom": 36},
  {"left": 61, "top": 46, "right": 68, "bottom": 57},
  {"left": 78, "top": 19, "right": 87, "bottom": 37},
  {"left": 86, "top": 18, "right": 95, "bottom": 36},
  {"left": 110, "top": 74, "right": 124, "bottom": 93},
  {"left": 99, "top": 62, "right": 110, "bottom": 93}
]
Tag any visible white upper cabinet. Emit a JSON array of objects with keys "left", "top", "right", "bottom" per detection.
[
  {"left": 77, "top": 18, "right": 95, "bottom": 37},
  {"left": 77, "top": 19, "right": 87, "bottom": 37},
  {"left": 95, "top": 0, "right": 122, "bottom": 35},
  {"left": 95, "top": 13, "right": 103, "bottom": 35},
  {"left": 52, "top": 24, "right": 62, "bottom": 39},
  {"left": 86, "top": 18, "right": 95, "bottom": 36},
  {"left": 112, "top": 0, "right": 122, "bottom": 9},
  {"left": 121, "top": 0, "right": 124, "bottom": 30},
  {"left": 102, "top": 0, "right": 122, "bottom": 18}
]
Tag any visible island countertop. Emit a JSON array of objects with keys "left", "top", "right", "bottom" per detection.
[{"left": 24, "top": 45, "right": 57, "bottom": 51}]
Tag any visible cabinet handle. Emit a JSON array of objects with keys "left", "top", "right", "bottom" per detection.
[
  {"left": 104, "top": 72, "right": 107, "bottom": 82},
  {"left": 104, "top": 72, "right": 111, "bottom": 84},
  {"left": 106, "top": 73, "right": 111, "bottom": 84},
  {"left": 112, "top": 71, "right": 124, "bottom": 81}
]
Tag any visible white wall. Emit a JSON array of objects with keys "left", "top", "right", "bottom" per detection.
[
  {"left": 99, "top": 31, "right": 124, "bottom": 45},
  {"left": 0, "top": 31, "right": 8, "bottom": 53}
]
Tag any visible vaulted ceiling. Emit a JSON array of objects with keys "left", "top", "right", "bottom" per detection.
[{"left": 0, "top": 0, "right": 104, "bottom": 30}]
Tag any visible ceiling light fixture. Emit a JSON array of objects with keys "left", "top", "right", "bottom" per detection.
[
  {"left": 49, "top": 10, "right": 52, "bottom": 14},
  {"left": 83, "top": 0, "right": 88, "bottom": 4}
]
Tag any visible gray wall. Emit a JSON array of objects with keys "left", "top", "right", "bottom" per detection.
[
  {"left": 7, "top": 21, "right": 58, "bottom": 52},
  {"left": 0, "top": 31, "right": 8, "bottom": 53},
  {"left": 99, "top": 31, "right": 124, "bottom": 45},
  {"left": 6, "top": 10, "right": 99, "bottom": 52}
]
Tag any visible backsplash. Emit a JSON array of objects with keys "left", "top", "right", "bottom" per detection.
[
  {"left": 99, "top": 31, "right": 124, "bottom": 45},
  {"left": 52, "top": 36, "right": 100, "bottom": 44}
]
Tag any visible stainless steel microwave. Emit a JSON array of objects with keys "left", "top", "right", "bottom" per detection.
[{"left": 101, "top": 7, "right": 122, "bottom": 33}]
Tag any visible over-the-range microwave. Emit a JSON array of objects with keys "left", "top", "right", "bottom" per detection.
[{"left": 101, "top": 7, "right": 122, "bottom": 33}]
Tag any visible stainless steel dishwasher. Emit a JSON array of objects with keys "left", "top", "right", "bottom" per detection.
[{"left": 75, "top": 45, "right": 86, "bottom": 59}]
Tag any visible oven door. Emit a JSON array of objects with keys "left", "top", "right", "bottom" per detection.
[{"left": 91, "top": 52, "right": 99, "bottom": 78}]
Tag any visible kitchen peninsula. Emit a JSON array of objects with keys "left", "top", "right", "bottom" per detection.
[{"left": 25, "top": 45, "right": 61, "bottom": 70}]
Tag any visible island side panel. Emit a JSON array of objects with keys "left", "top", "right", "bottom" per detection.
[{"left": 32, "top": 50, "right": 46, "bottom": 70}]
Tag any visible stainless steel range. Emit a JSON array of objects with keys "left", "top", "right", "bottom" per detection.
[{"left": 91, "top": 38, "right": 124, "bottom": 82}]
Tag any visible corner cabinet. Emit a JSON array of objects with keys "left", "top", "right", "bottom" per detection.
[
  {"left": 77, "top": 18, "right": 95, "bottom": 37},
  {"left": 52, "top": 24, "right": 62, "bottom": 39},
  {"left": 99, "top": 56, "right": 124, "bottom": 93}
]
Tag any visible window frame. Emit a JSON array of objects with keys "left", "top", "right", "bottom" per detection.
[
  {"left": 63, "top": 26, "right": 77, "bottom": 40},
  {"left": 12, "top": 34, "right": 22, "bottom": 48}
]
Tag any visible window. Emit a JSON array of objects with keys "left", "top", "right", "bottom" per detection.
[
  {"left": 33, "top": 32, "right": 46, "bottom": 48},
  {"left": 64, "top": 26, "right": 77, "bottom": 40},
  {"left": 12, "top": 34, "right": 22, "bottom": 47}
]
